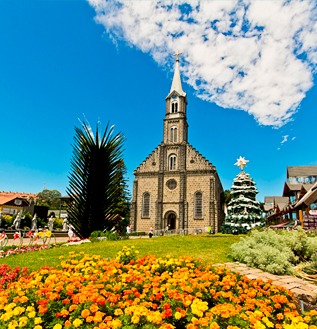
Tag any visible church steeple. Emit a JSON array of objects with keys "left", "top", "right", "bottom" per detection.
[
  {"left": 164, "top": 52, "right": 188, "bottom": 144},
  {"left": 168, "top": 51, "right": 186, "bottom": 97}
]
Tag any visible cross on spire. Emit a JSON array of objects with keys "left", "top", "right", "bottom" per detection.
[{"left": 173, "top": 50, "right": 183, "bottom": 61}]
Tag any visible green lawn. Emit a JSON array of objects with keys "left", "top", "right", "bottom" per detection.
[{"left": 0, "top": 234, "right": 242, "bottom": 272}]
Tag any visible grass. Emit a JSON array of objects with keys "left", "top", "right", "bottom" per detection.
[{"left": 0, "top": 234, "right": 242, "bottom": 272}]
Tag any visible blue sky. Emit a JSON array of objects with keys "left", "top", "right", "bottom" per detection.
[{"left": 0, "top": 0, "right": 316, "bottom": 202}]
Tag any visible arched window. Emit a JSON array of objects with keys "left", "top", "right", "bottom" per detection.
[
  {"left": 169, "top": 154, "right": 177, "bottom": 170},
  {"left": 142, "top": 192, "right": 150, "bottom": 218},
  {"left": 170, "top": 126, "right": 178, "bottom": 143},
  {"left": 171, "top": 102, "right": 178, "bottom": 113},
  {"left": 194, "top": 191, "right": 203, "bottom": 218}
]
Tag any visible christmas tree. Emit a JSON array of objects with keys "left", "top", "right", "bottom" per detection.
[{"left": 222, "top": 156, "right": 264, "bottom": 234}]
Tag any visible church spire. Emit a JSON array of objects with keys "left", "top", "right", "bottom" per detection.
[{"left": 168, "top": 51, "right": 186, "bottom": 98}]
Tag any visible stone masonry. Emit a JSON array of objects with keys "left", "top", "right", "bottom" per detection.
[
  {"left": 221, "top": 262, "right": 317, "bottom": 312},
  {"left": 130, "top": 55, "right": 224, "bottom": 234}
]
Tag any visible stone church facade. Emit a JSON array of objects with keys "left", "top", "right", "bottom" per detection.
[{"left": 130, "top": 54, "right": 224, "bottom": 234}]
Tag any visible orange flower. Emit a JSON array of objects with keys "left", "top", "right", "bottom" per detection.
[
  {"left": 81, "top": 309, "right": 90, "bottom": 318},
  {"left": 64, "top": 320, "right": 71, "bottom": 327},
  {"left": 69, "top": 304, "right": 78, "bottom": 312},
  {"left": 90, "top": 303, "right": 99, "bottom": 313},
  {"left": 38, "top": 305, "right": 48, "bottom": 314}
]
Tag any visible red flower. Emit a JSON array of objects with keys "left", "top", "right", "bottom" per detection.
[
  {"left": 13, "top": 231, "right": 20, "bottom": 240},
  {"left": 26, "top": 230, "right": 33, "bottom": 238}
]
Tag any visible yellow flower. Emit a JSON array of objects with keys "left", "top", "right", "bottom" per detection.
[
  {"left": 114, "top": 308, "right": 123, "bottom": 316},
  {"left": 34, "top": 317, "right": 42, "bottom": 324},
  {"left": 18, "top": 316, "right": 28, "bottom": 327},
  {"left": 53, "top": 324, "right": 63, "bottom": 329},
  {"left": 26, "top": 306, "right": 35, "bottom": 312},
  {"left": 131, "top": 315, "right": 140, "bottom": 324},
  {"left": 8, "top": 320, "right": 18, "bottom": 329},
  {"left": 174, "top": 311, "right": 182, "bottom": 320},
  {"left": 73, "top": 318, "right": 83, "bottom": 328},
  {"left": 254, "top": 321, "right": 266, "bottom": 329},
  {"left": 28, "top": 311, "right": 36, "bottom": 318}
]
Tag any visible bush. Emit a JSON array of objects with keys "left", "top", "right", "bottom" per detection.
[
  {"left": 129, "top": 231, "right": 146, "bottom": 236},
  {"left": 90, "top": 230, "right": 106, "bottom": 238},
  {"left": 231, "top": 228, "right": 317, "bottom": 275},
  {"left": 54, "top": 218, "right": 63, "bottom": 230},
  {"left": 1, "top": 214, "right": 13, "bottom": 228}
]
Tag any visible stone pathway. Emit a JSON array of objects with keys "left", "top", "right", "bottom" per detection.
[{"left": 219, "top": 262, "right": 317, "bottom": 312}]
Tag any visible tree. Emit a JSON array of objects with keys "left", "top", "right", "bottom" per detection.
[
  {"left": 221, "top": 157, "right": 264, "bottom": 234},
  {"left": 36, "top": 189, "right": 62, "bottom": 209},
  {"left": 111, "top": 159, "right": 131, "bottom": 219},
  {"left": 66, "top": 121, "right": 127, "bottom": 238}
]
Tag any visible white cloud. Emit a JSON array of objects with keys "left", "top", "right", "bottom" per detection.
[
  {"left": 281, "top": 135, "right": 289, "bottom": 144},
  {"left": 87, "top": 0, "right": 317, "bottom": 127}
]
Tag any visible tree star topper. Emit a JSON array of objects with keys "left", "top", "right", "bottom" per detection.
[{"left": 235, "top": 156, "right": 249, "bottom": 170}]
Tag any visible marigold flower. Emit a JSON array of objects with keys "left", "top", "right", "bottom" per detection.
[
  {"left": 18, "top": 316, "right": 28, "bottom": 327},
  {"left": 64, "top": 320, "right": 71, "bottom": 327},
  {"left": 81, "top": 308, "right": 90, "bottom": 318},
  {"left": 53, "top": 324, "right": 63, "bottom": 329},
  {"left": 69, "top": 304, "right": 78, "bottom": 312},
  {"left": 90, "top": 303, "right": 99, "bottom": 313},
  {"left": 174, "top": 311, "right": 182, "bottom": 320},
  {"left": 131, "top": 315, "right": 140, "bottom": 323},
  {"left": 114, "top": 308, "right": 123, "bottom": 316},
  {"left": 73, "top": 318, "right": 83, "bottom": 328}
]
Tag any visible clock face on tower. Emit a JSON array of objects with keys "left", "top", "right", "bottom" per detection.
[{"left": 172, "top": 94, "right": 178, "bottom": 99}]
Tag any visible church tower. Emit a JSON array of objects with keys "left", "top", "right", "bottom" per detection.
[{"left": 130, "top": 53, "right": 224, "bottom": 234}]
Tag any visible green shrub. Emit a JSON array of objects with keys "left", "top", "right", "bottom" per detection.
[
  {"left": 1, "top": 214, "right": 13, "bottom": 228},
  {"left": 129, "top": 231, "right": 146, "bottom": 236},
  {"left": 54, "top": 218, "right": 63, "bottom": 229},
  {"left": 105, "top": 230, "right": 120, "bottom": 241},
  {"left": 90, "top": 230, "right": 106, "bottom": 238},
  {"left": 231, "top": 228, "right": 317, "bottom": 275}
]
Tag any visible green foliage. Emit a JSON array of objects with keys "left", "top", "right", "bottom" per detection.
[
  {"left": 66, "top": 121, "right": 127, "bottom": 239},
  {"left": 53, "top": 218, "right": 63, "bottom": 230},
  {"left": 231, "top": 228, "right": 317, "bottom": 275},
  {"left": 302, "top": 252, "right": 317, "bottom": 275},
  {"left": 104, "top": 230, "right": 120, "bottom": 241},
  {"left": 221, "top": 189, "right": 232, "bottom": 204},
  {"left": 90, "top": 230, "right": 106, "bottom": 238},
  {"left": 1, "top": 214, "right": 13, "bottom": 228},
  {"left": 129, "top": 231, "right": 146, "bottom": 236},
  {"left": 36, "top": 189, "right": 62, "bottom": 209}
]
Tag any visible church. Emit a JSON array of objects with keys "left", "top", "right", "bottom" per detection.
[{"left": 130, "top": 53, "right": 224, "bottom": 234}]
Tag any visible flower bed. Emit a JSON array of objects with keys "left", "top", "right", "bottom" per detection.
[
  {"left": 0, "top": 244, "right": 54, "bottom": 258},
  {"left": 0, "top": 246, "right": 317, "bottom": 329}
]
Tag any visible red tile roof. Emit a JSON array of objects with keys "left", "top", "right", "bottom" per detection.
[{"left": 0, "top": 191, "right": 37, "bottom": 206}]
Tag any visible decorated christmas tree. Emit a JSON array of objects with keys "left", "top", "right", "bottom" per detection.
[{"left": 222, "top": 156, "right": 264, "bottom": 234}]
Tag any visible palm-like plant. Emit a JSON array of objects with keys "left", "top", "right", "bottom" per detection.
[{"left": 66, "top": 121, "right": 126, "bottom": 238}]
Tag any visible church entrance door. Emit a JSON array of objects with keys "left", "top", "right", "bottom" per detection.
[{"left": 166, "top": 212, "right": 177, "bottom": 230}]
